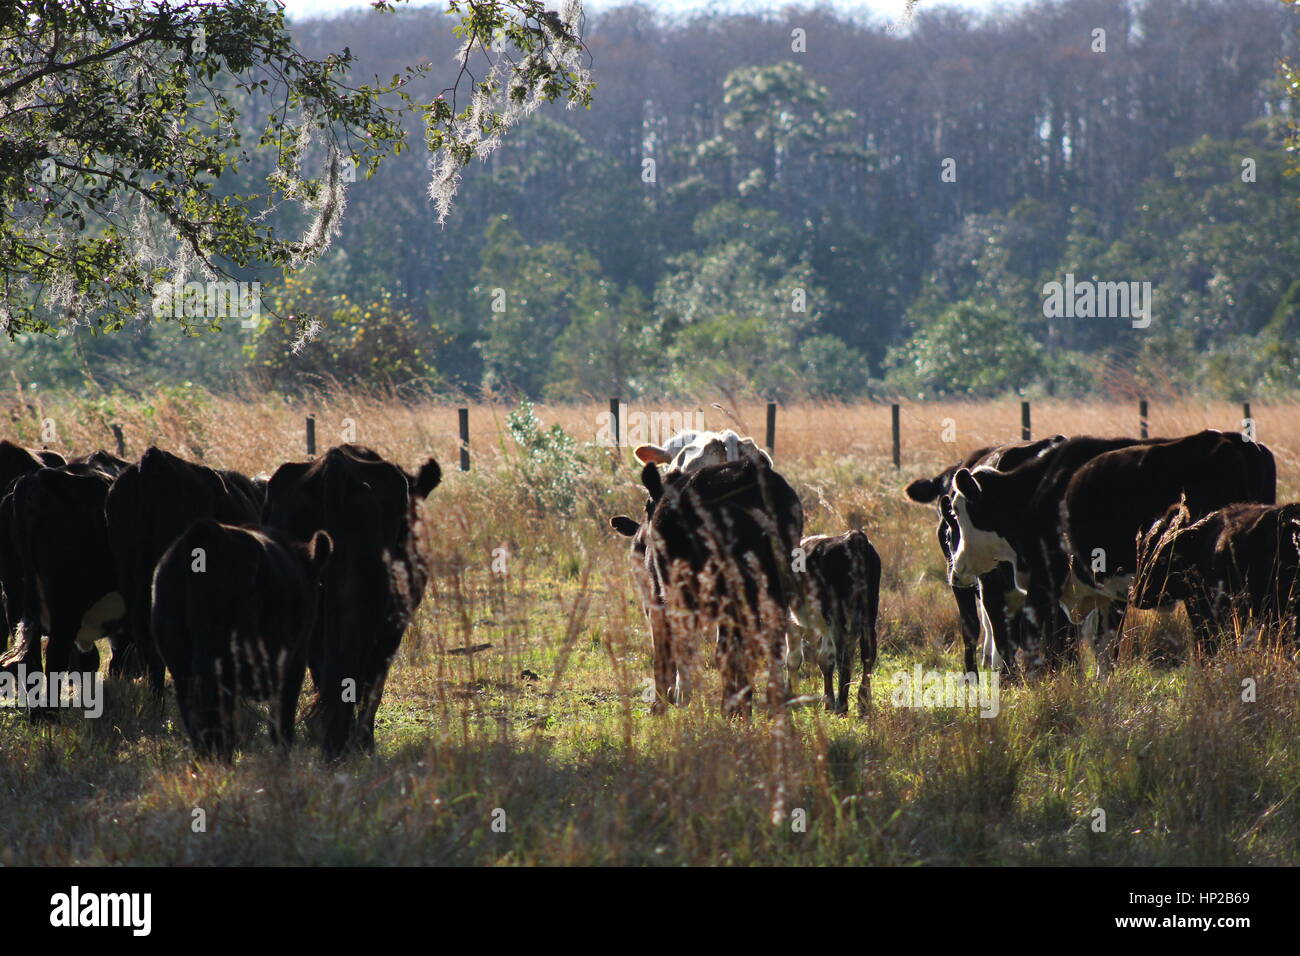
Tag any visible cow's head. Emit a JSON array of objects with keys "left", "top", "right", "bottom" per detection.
[
  {"left": 947, "top": 467, "right": 1016, "bottom": 587},
  {"left": 1131, "top": 498, "right": 1196, "bottom": 609}
]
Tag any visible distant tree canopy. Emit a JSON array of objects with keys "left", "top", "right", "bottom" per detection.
[{"left": 2, "top": 0, "right": 1298, "bottom": 401}]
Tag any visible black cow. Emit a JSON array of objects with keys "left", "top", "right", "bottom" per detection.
[
  {"left": 263, "top": 444, "right": 441, "bottom": 759},
  {"left": 104, "top": 446, "right": 264, "bottom": 686},
  {"left": 151, "top": 519, "right": 332, "bottom": 759},
  {"left": 0, "top": 452, "right": 129, "bottom": 706},
  {"left": 1132, "top": 500, "right": 1300, "bottom": 654},
  {"left": 0, "top": 441, "right": 66, "bottom": 650},
  {"left": 1058, "top": 431, "right": 1276, "bottom": 665},
  {"left": 788, "top": 530, "right": 881, "bottom": 715},
  {"left": 905, "top": 436, "right": 1064, "bottom": 678},
  {"left": 610, "top": 457, "right": 804, "bottom": 718}
]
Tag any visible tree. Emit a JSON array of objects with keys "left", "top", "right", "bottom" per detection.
[{"left": 0, "top": 0, "right": 590, "bottom": 334}]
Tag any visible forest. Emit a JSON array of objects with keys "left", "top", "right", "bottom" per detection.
[{"left": 4, "top": 0, "right": 1297, "bottom": 402}]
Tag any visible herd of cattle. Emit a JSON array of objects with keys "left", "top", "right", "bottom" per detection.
[
  {"left": 0, "top": 424, "right": 1296, "bottom": 761},
  {"left": 610, "top": 427, "right": 1299, "bottom": 717},
  {"left": 0, "top": 440, "right": 439, "bottom": 759}
]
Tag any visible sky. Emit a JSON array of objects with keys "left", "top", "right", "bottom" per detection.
[{"left": 279, "top": 0, "right": 1025, "bottom": 24}]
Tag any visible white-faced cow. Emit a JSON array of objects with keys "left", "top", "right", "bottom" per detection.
[
  {"left": 263, "top": 444, "right": 441, "bottom": 760},
  {"left": 947, "top": 435, "right": 1156, "bottom": 674},
  {"left": 905, "top": 436, "right": 1064, "bottom": 678},
  {"left": 0, "top": 452, "right": 129, "bottom": 710},
  {"left": 151, "top": 519, "right": 332, "bottom": 760},
  {"left": 610, "top": 457, "right": 803, "bottom": 718},
  {"left": 634, "top": 429, "right": 771, "bottom": 475},
  {"left": 1132, "top": 499, "right": 1300, "bottom": 655},
  {"left": 788, "top": 530, "right": 880, "bottom": 715},
  {"left": 105, "top": 447, "right": 264, "bottom": 688}
]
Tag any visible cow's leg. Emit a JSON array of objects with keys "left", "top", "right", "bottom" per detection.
[
  {"left": 834, "top": 622, "right": 852, "bottom": 715},
  {"left": 647, "top": 605, "right": 674, "bottom": 714},
  {"left": 272, "top": 651, "right": 308, "bottom": 753},
  {"left": 718, "top": 623, "right": 751, "bottom": 719},
  {"left": 953, "top": 585, "right": 981, "bottom": 677},
  {"left": 1184, "top": 590, "right": 1219, "bottom": 659}
]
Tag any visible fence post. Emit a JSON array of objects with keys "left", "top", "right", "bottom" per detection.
[
  {"left": 458, "top": 407, "right": 470, "bottom": 472},
  {"left": 1139, "top": 398, "right": 1149, "bottom": 439},
  {"left": 1020, "top": 401, "right": 1031, "bottom": 441},
  {"left": 765, "top": 401, "right": 777, "bottom": 457},
  {"left": 110, "top": 424, "right": 125, "bottom": 458},
  {"left": 1241, "top": 401, "right": 1254, "bottom": 441},
  {"left": 305, "top": 416, "right": 316, "bottom": 457},
  {"left": 891, "top": 403, "right": 900, "bottom": 469}
]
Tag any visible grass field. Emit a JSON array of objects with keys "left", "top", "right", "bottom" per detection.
[{"left": 2, "top": 391, "right": 1299, "bottom": 865}]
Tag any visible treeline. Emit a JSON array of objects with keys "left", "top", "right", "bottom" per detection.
[{"left": 5, "top": 0, "right": 1298, "bottom": 400}]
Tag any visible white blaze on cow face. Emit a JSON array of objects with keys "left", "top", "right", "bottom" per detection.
[{"left": 948, "top": 481, "right": 1014, "bottom": 586}]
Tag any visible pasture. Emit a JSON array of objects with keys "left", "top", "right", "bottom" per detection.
[{"left": 2, "top": 391, "right": 1299, "bottom": 865}]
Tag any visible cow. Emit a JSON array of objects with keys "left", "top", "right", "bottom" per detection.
[
  {"left": 105, "top": 446, "right": 265, "bottom": 687},
  {"left": 0, "top": 441, "right": 66, "bottom": 651},
  {"left": 905, "top": 436, "right": 1065, "bottom": 678},
  {"left": 1059, "top": 430, "right": 1276, "bottom": 667},
  {"left": 1132, "top": 500, "right": 1300, "bottom": 655},
  {"left": 610, "top": 456, "right": 803, "bottom": 718},
  {"left": 0, "top": 452, "right": 129, "bottom": 710},
  {"left": 151, "top": 519, "right": 332, "bottom": 759},
  {"left": 949, "top": 431, "right": 1274, "bottom": 675},
  {"left": 263, "top": 444, "right": 441, "bottom": 759},
  {"left": 634, "top": 428, "right": 771, "bottom": 475},
  {"left": 947, "top": 435, "right": 1155, "bottom": 674},
  {"left": 787, "top": 530, "right": 880, "bottom": 715}
]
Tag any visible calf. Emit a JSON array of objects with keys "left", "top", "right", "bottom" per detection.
[
  {"left": 263, "top": 444, "right": 441, "bottom": 759},
  {"left": 634, "top": 428, "right": 771, "bottom": 474},
  {"left": 905, "top": 436, "right": 1064, "bottom": 677},
  {"left": 610, "top": 457, "right": 803, "bottom": 717},
  {"left": 1132, "top": 500, "right": 1300, "bottom": 654},
  {"left": 151, "top": 519, "right": 331, "bottom": 759},
  {"left": 105, "top": 446, "right": 265, "bottom": 686},
  {"left": 0, "top": 452, "right": 129, "bottom": 707},
  {"left": 788, "top": 530, "right": 880, "bottom": 715}
]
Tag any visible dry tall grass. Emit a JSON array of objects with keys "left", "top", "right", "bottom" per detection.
[{"left": 1, "top": 388, "right": 1298, "bottom": 865}]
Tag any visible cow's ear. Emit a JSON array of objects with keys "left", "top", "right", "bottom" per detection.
[
  {"left": 640, "top": 461, "right": 663, "bottom": 500},
  {"left": 610, "top": 515, "right": 640, "bottom": 537},
  {"left": 905, "top": 477, "right": 939, "bottom": 503},
  {"left": 939, "top": 495, "right": 957, "bottom": 521},
  {"left": 305, "top": 530, "right": 333, "bottom": 575},
  {"left": 953, "top": 468, "right": 981, "bottom": 500},
  {"left": 414, "top": 457, "right": 442, "bottom": 498},
  {"left": 634, "top": 444, "right": 671, "bottom": 465}
]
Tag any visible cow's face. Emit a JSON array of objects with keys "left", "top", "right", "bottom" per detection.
[{"left": 948, "top": 467, "right": 1015, "bottom": 587}]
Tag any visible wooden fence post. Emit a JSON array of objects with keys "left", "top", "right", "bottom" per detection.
[
  {"left": 1020, "top": 401, "right": 1031, "bottom": 441},
  {"left": 458, "top": 407, "right": 470, "bottom": 472},
  {"left": 765, "top": 401, "right": 777, "bottom": 457},
  {"left": 891, "top": 403, "right": 900, "bottom": 469},
  {"left": 305, "top": 416, "right": 316, "bottom": 457},
  {"left": 110, "top": 424, "right": 125, "bottom": 458},
  {"left": 1139, "top": 398, "right": 1149, "bottom": 439}
]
